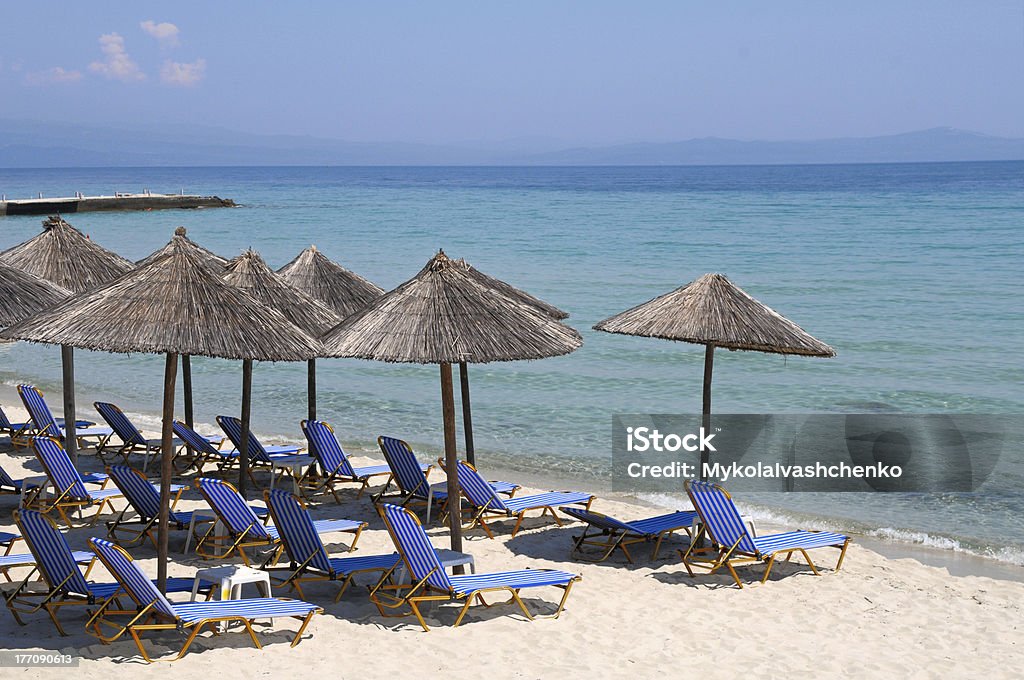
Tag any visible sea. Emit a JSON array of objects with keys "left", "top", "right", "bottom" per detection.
[{"left": 1, "top": 163, "right": 1022, "bottom": 572}]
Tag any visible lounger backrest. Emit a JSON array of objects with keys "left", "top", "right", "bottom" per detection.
[
  {"left": 195, "top": 477, "right": 271, "bottom": 539},
  {"left": 558, "top": 507, "right": 636, "bottom": 533},
  {"left": 14, "top": 509, "right": 91, "bottom": 595},
  {"left": 377, "top": 436, "right": 429, "bottom": 498},
  {"left": 456, "top": 460, "right": 507, "bottom": 511},
  {"left": 94, "top": 402, "right": 145, "bottom": 446},
  {"left": 32, "top": 436, "right": 88, "bottom": 500},
  {"left": 217, "top": 415, "right": 272, "bottom": 463},
  {"left": 172, "top": 420, "right": 221, "bottom": 456},
  {"left": 264, "top": 489, "right": 331, "bottom": 573},
  {"left": 685, "top": 480, "right": 757, "bottom": 554},
  {"left": 108, "top": 465, "right": 161, "bottom": 521},
  {"left": 379, "top": 503, "right": 452, "bottom": 592},
  {"left": 0, "top": 404, "right": 13, "bottom": 430},
  {"left": 89, "top": 537, "right": 176, "bottom": 619},
  {"left": 301, "top": 420, "right": 355, "bottom": 478},
  {"left": 18, "top": 385, "right": 59, "bottom": 437},
  {"left": 0, "top": 464, "right": 17, "bottom": 488}
]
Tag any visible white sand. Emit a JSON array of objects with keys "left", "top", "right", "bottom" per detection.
[{"left": 1, "top": 398, "right": 1021, "bottom": 678}]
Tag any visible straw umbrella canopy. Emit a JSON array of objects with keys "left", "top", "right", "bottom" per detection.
[
  {"left": 277, "top": 246, "right": 384, "bottom": 420},
  {"left": 0, "top": 262, "right": 72, "bottom": 328},
  {"left": 1, "top": 232, "right": 320, "bottom": 591},
  {"left": 136, "top": 228, "right": 227, "bottom": 429},
  {"left": 0, "top": 216, "right": 134, "bottom": 462},
  {"left": 594, "top": 273, "right": 835, "bottom": 472},
  {"left": 224, "top": 249, "right": 343, "bottom": 426},
  {"left": 450, "top": 258, "right": 568, "bottom": 464},
  {"left": 320, "top": 250, "right": 582, "bottom": 551}
]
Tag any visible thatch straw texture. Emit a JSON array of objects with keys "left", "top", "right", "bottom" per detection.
[
  {"left": 0, "top": 262, "right": 71, "bottom": 328},
  {"left": 223, "top": 249, "right": 343, "bottom": 336},
  {"left": 0, "top": 216, "right": 134, "bottom": 293},
  {"left": 453, "top": 258, "right": 568, "bottom": 320},
  {"left": 594, "top": 273, "right": 835, "bottom": 357},
  {"left": 0, "top": 233, "right": 321, "bottom": 361},
  {"left": 136, "top": 226, "right": 227, "bottom": 270},
  {"left": 321, "top": 250, "right": 582, "bottom": 364},
  {"left": 277, "top": 246, "right": 384, "bottom": 319}
]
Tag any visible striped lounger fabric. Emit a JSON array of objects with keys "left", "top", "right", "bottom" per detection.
[
  {"left": 172, "top": 420, "right": 237, "bottom": 475},
  {"left": 17, "top": 384, "right": 113, "bottom": 452},
  {"left": 193, "top": 477, "right": 365, "bottom": 565},
  {"left": 94, "top": 401, "right": 185, "bottom": 470},
  {"left": 301, "top": 420, "right": 414, "bottom": 502},
  {"left": 681, "top": 479, "right": 850, "bottom": 588},
  {"left": 370, "top": 503, "right": 581, "bottom": 631},
  {"left": 456, "top": 460, "right": 593, "bottom": 537},
  {"left": 559, "top": 507, "right": 699, "bottom": 562},
  {"left": 216, "top": 416, "right": 309, "bottom": 486},
  {"left": 30, "top": 437, "right": 124, "bottom": 527},
  {"left": 7, "top": 509, "right": 200, "bottom": 635},
  {"left": 105, "top": 465, "right": 195, "bottom": 548},
  {"left": 88, "top": 537, "right": 322, "bottom": 663},
  {"left": 264, "top": 488, "right": 401, "bottom": 601}
]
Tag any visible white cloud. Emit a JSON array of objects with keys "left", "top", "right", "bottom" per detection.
[
  {"left": 25, "top": 67, "right": 83, "bottom": 85},
  {"left": 89, "top": 33, "right": 145, "bottom": 82},
  {"left": 140, "top": 20, "right": 180, "bottom": 47},
  {"left": 160, "top": 58, "right": 205, "bottom": 86}
]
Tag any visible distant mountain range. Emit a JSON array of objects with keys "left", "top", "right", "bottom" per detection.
[{"left": 1, "top": 120, "right": 1023, "bottom": 167}]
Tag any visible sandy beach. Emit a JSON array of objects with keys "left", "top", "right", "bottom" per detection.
[{"left": 1, "top": 396, "right": 1021, "bottom": 679}]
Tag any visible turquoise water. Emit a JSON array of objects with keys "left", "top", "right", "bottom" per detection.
[{"left": 1, "top": 163, "right": 1022, "bottom": 564}]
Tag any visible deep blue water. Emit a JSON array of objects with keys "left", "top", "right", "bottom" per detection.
[{"left": 1, "top": 162, "right": 1022, "bottom": 564}]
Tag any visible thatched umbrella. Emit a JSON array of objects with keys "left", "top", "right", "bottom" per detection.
[
  {"left": 0, "top": 216, "right": 134, "bottom": 462},
  {"left": 594, "top": 273, "right": 835, "bottom": 472},
  {"left": 1, "top": 232, "right": 320, "bottom": 591},
  {"left": 224, "top": 249, "right": 343, "bottom": 434},
  {"left": 136, "top": 228, "right": 227, "bottom": 429},
  {"left": 277, "top": 246, "right": 384, "bottom": 420},
  {"left": 451, "top": 258, "right": 569, "bottom": 464},
  {"left": 0, "top": 262, "right": 72, "bottom": 328},
  {"left": 320, "top": 250, "right": 582, "bottom": 551}
]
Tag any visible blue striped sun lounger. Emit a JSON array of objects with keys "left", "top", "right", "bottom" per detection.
[
  {"left": 375, "top": 435, "right": 517, "bottom": 520},
  {"left": 94, "top": 401, "right": 191, "bottom": 470},
  {"left": 6, "top": 509, "right": 201, "bottom": 635},
  {"left": 300, "top": 420, "right": 415, "bottom": 502},
  {"left": 217, "top": 416, "right": 310, "bottom": 487},
  {"left": 456, "top": 460, "right": 594, "bottom": 537},
  {"left": 105, "top": 465, "right": 196, "bottom": 549},
  {"left": 172, "top": 420, "right": 236, "bottom": 474},
  {"left": 1, "top": 403, "right": 95, "bottom": 446},
  {"left": 370, "top": 503, "right": 582, "bottom": 631},
  {"left": 681, "top": 480, "right": 851, "bottom": 588},
  {"left": 264, "top": 488, "right": 401, "bottom": 601},
  {"left": 194, "top": 477, "right": 365, "bottom": 566},
  {"left": 559, "top": 507, "right": 699, "bottom": 562},
  {"left": 30, "top": 437, "right": 124, "bottom": 527},
  {"left": 17, "top": 385, "right": 114, "bottom": 452},
  {"left": 87, "top": 537, "right": 322, "bottom": 663},
  {"left": 1, "top": 462, "right": 107, "bottom": 500}
]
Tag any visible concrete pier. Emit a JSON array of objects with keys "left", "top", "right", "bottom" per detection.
[{"left": 0, "top": 193, "right": 236, "bottom": 216}]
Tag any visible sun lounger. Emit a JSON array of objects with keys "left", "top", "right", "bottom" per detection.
[
  {"left": 29, "top": 437, "right": 124, "bottom": 527},
  {"left": 1, "top": 403, "right": 95, "bottom": 445},
  {"left": 560, "top": 507, "right": 698, "bottom": 562},
  {"left": 5, "top": 509, "right": 200, "bottom": 635},
  {"left": 456, "top": 460, "right": 593, "bottom": 537},
  {"left": 376, "top": 435, "right": 517, "bottom": 520},
  {"left": 172, "top": 420, "right": 237, "bottom": 474},
  {"left": 17, "top": 384, "right": 113, "bottom": 452},
  {"left": 94, "top": 401, "right": 187, "bottom": 470},
  {"left": 216, "top": 416, "right": 309, "bottom": 487},
  {"left": 680, "top": 480, "right": 850, "bottom": 588},
  {"left": 87, "top": 536, "right": 321, "bottom": 662},
  {"left": 105, "top": 465, "right": 198, "bottom": 548},
  {"left": 370, "top": 503, "right": 581, "bottom": 631},
  {"left": 263, "top": 488, "right": 401, "bottom": 601},
  {"left": 193, "top": 477, "right": 365, "bottom": 565}
]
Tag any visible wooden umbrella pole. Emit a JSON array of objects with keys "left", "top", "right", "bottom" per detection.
[
  {"left": 440, "top": 362, "right": 463, "bottom": 559},
  {"left": 238, "top": 359, "right": 253, "bottom": 499},
  {"left": 458, "top": 361, "right": 475, "bottom": 466},
  {"left": 60, "top": 345, "right": 77, "bottom": 465},
  {"left": 182, "top": 354, "right": 194, "bottom": 428},
  {"left": 157, "top": 351, "right": 178, "bottom": 593},
  {"left": 700, "top": 344, "right": 715, "bottom": 481},
  {"left": 307, "top": 358, "right": 317, "bottom": 421}
]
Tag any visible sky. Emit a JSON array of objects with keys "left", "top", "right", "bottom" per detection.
[{"left": 1, "top": 1, "right": 1023, "bottom": 145}]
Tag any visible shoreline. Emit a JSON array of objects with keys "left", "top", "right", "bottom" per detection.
[{"left": 2, "top": 381, "right": 1021, "bottom": 582}]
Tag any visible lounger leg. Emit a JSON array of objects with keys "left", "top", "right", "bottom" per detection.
[
  {"left": 291, "top": 611, "right": 316, "bottom": 647},
  {"left": 798, "top": 549, "right": 820, "bottom": 576},
  {"left": 409, "top": 600, "right": 431, "bottom": 632},
  {"left": 835, "top": 539, "right": 850, "bottom": 571},
  {"left": 761, "top": 556, "right": 776, "bottom": 584},
  {"left": 510, "top": 513, "right": 526, "bottom": 537}
]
